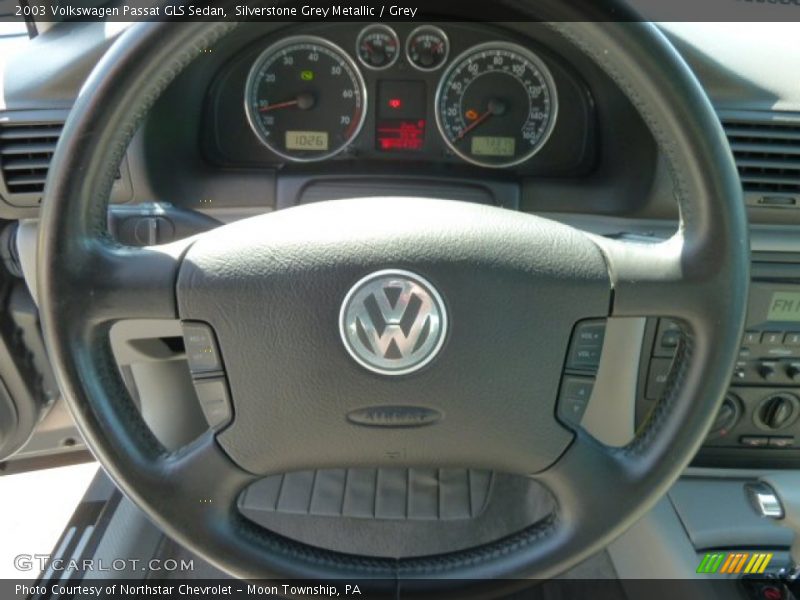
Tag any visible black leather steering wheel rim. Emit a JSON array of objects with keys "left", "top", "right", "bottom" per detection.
[{"left": 38, "top": 7, "right": 749, "bottom": 590}]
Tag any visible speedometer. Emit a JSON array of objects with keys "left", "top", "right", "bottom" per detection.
[
  {"left": 435, "top": 42, "right": 558, "bottom": 168},
  {"left": 245, "top": 36, "right": 367, "bottom": 162}
]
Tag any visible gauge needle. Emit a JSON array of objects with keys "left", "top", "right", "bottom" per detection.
[
  {"left": 259, "top": 99, "right": 298, "bottom": 112},
  {"left": 455, "top": 99, "right": 507, "bottom": 141},
  {"left": 259, "top": 92, "right": 315, "bottom": 113},
  {"left": 455, "top": 109, "right": 493, "bottom": 140}
]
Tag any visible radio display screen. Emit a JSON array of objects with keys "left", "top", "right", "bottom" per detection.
[{"left": 767, "top": 291, "right": 800, "bottom": 322}]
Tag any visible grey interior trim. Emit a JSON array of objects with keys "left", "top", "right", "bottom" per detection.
[
  {"left": 109, "top": 320, "right": 184, "bottom": 366},
  {"left": 546, "top": 213, "right": 800, "bottom": 254},
  {"left": 582, "top": 317, "right": 645, "bottom": 447},
  {"left": 686, "top": 467, "right": 798, "bottom": 479},
  {"left": 608, "top": 499, "right": 741, "bottom": 598},
  {"left": 659, "top": 22, "right": 800, "bottom": 112},
  {"left": 110, "top": 320, "right": 206, "bottom": 451},
  {"left": 83, "top": 496, "right": 165, "bottom": 581},
  {"left": 669, "top": 477, "right": 793, "bottom": 550},
  {"left": 12, "top": 396, "right": 85, "bottom": 460},
  {"left": 15, "top": 219, "right": 41, "bottom": 303}
]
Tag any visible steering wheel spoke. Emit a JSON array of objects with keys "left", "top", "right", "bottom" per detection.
[
  {"left": 63, "top": 238, "right": 190, "bottom": 323},
  {"left": 152, "top": 433, "right": 257, "bottom": 527},
  {"left": 536, "top": 432, "right": 635, "bottom": 531},
  {"left": 592, "top": 233, "right": 733, "bottom": 328}
]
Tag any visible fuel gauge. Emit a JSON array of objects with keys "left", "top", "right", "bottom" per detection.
[
  {"left": 356, "top": 24, "right": 400, "bottom": 70},
  {"left": 406, "top": 26, "right": 449, "bottom": 72}
]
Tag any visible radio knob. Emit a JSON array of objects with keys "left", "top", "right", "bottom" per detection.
[
  {"left": 758, "top": 394, "right": 799, "bottom": 431},
  {"left": 758, "top": 362, "right": 777, "bottom": 380},
  {"left": 709, "top": 394, "right": 742, "bottom": 438}
]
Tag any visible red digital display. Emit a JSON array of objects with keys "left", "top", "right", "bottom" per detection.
[{"left": 376, "top": 119, "right": 425, "bottom": 152}]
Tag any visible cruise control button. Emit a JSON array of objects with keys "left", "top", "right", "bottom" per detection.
[
  {"left": 646, "top": 358, "right": 673, "bottom": 400},
  {"left": 653, "top": 319, "right": 681, "bottom": 357},
  {"left": 193, "top": 377, "right": 232, "bottom": 429},
  {"left": 182, "top": 321, "right": 223, "bottom": 374},
  {"left": 558, "top": 376, "right": 594, "bottom": 425},
  {"left": 660, "top": 330, "right": 681, "bottom": 349}
]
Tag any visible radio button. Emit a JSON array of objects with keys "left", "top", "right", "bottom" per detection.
[
  {"left": 743, "top": 331, "right": 761, "bottom": 345},
  {"left": 785, "top": 333, "right": 800, "bottom": 346},
  {"left": 763, "top": 332, "right": 784, "bottom": 346},
  {"left": 740, "top": 436, "right": 769, "bottom": 448},
  {"left": 575, "top": 322, "right": 605, "bottom": 344},
  {"left": 566, "top": 320, "right": 605, "bottom": 372},
  {"left": 768, "top": 436, "right": 795, "bottom": 449}
]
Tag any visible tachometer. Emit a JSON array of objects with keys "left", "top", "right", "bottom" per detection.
[
  {"left": 434, "top": 42, "right": 558, "bottom": 168},
  {"left": 245, "top": 36, "right": 367, "bottom": 162}
]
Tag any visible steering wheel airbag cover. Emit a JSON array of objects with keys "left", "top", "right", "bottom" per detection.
[{"left": 177, "top": 197, "right": 610, "bottom": 476}]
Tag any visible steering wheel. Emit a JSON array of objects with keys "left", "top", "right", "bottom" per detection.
[{"left": 38, "top": 9, "right": 748, "bottom": 590}]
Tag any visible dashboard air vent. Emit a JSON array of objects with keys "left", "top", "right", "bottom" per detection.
[
  {"left": 721, "top": 114, "right": 800, "bottom": 197},
  {"left": 0, "top": 122, "right": 62, "bottom": 197}
]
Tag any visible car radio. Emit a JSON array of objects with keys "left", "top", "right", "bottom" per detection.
[{"left": 637, "top": 280, "right": 800, "bottom": 468}]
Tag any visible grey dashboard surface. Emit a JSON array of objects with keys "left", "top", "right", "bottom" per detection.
[{"left": 660, "top": 22, "right": 800, "bottom": 113}]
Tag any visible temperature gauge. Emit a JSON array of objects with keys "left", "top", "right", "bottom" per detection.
[
  {"left": 406, "top": 25, "right": 449, "bottom": 72},
  {"left": 356, "top": 24, "right": 400, "bottom": 70}
]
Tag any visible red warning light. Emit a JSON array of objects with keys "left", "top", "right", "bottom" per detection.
[{"left": 388, "top": 98, "right": 402, "bottom": 109}]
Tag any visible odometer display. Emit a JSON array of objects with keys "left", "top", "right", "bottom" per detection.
[
  {"left": 435, "top": 42, "right": 558, "bottom": 168},
  {"left": 245, "top": 36, "right": 367, "bottom": 162},
  {"left": 285, "top": 131, "right": 329, "bottom": 151},
  {"left": 471, "top": 136, "right": 515, "bottom": 157}
]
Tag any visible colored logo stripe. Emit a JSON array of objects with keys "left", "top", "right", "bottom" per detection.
[
  {"left": 697, "top": 552, "right": 773, "bottom": 575},
  {"left": 745, "top": 553, "right": 774, "bottom": 574},
  {"left": 697, "top": 553, "right": 725, "bottom": 573},
  {"left": 720, "top": 553, "right": 749, "bottom": 574}
]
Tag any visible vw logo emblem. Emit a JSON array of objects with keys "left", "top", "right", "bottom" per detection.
[{"left": 339, "top": 270, "right": 447, "bottom": 376}]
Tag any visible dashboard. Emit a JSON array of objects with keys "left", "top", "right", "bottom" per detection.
[
  {"left": 206, "top": 23, "right": 595, "bottom": 176},
  {"left": 0, "top": 20, "right": 797, "bottom": 225}
]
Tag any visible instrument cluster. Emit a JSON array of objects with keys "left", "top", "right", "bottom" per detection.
[{"left": 211, "top": 23, "right": 594, "bottom": 174}]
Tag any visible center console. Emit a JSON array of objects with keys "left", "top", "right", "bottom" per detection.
[{"left": 637, "top": 261, "right": 800, "bottom": 468}]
